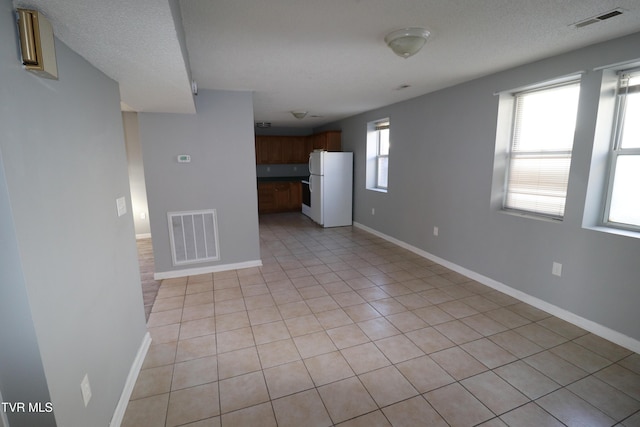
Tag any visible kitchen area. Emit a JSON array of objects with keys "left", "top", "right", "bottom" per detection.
[{"left": 256, "top": 130, "right": 353, "bottom": 227}]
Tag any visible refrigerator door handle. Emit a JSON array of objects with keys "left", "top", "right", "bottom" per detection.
[
  {"left": 308, "top": 154, "right": 313, "bottom": 175},
  {"left": 309, "top": 175, "right": 313, "bottom": 193}
]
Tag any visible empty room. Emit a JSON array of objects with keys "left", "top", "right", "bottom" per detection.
[{"left": 1, "top": 1, "right": 640, "bottom": 426}]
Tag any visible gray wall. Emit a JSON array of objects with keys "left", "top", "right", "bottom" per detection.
[
  {"left": 0, "top": 0, "right": 148, "bottom": 424},
  {"left": 123, "top": 112, "right": 151, "bottom": 236},
  {"left": 323, "top": 32, "right": 640, "bottom": 344},
  {"left": 139, "top": 90, "right": 261, "bottom": 274},
  {"left": 0, "top": 148, "right": 54, "bottom": 427}
]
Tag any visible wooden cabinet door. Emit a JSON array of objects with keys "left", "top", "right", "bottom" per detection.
[
  {"left": 267, "top": 138, "right": 282, "bottom": 163},
  {"left": 290, "top": 137, "right": 308, "bottom": 163},
  {"left": 280, "top": 138, "right": 294, "bottom": 163},
  {"left": 311, "top": 131, "right": 342, "bottom": 151},
  {"left": 255, "top": 136, "right": 267, "bottom": 164},
  {"left": 258, "top": 182, "right": 276, "bottom": 212},
  {"left": 255, "top": 136, "right": 283, "bottom": 164},
  {"left": 289, "top": 181, "right": 302, "bottom": 210},
  {"left": 311, "top": 133, "right": 324, "bottom": 150},
  {"left": 273, "top": 182, "right": 290, "bottom": 210},
  {"left": 304, "top": 137, "right": 314, "bottom": 161},
  {"left": 324, "top": 131, "right": 342, "bottom": 151},
  {"left": 257, "top": 181, "right": 303, "bottom": 213}
]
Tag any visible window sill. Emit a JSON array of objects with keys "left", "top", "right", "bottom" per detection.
[
  {"left": 499, "top": 209, "right": 563, "bottom": 224},
  {"left": 366, "top": 187, "right": 388, "bottom": 194},
  {"left": 583, "top": 225, "right": 640, "bottom": 240}
]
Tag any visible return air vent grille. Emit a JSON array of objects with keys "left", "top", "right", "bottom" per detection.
[
  {"left": 573, "top": 9, "right": 623, "bottom": 28},
  {"left": 168, "top": 209, "right": 220, "bottom": 266}
]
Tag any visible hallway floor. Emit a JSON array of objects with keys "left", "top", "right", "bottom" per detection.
[
  {"left": 122, "top": 213, "right": 640, "bottom": 426},
  {"left": 137, "top": 237, "right": 162, "bottom": 321}
]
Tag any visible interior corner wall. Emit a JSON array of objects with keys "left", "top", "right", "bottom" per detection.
[
  {"left": 0, "top": 0, "right": 148, "bottom": 424},
  {"left": 138, "top": 89, "right": 261, "bottom": 275},
  {"left": 327, "top": 31, "right": 640, "bottom": 345},
  {"left": 123, "top": 112, "right": 151, "bottom": 237}
]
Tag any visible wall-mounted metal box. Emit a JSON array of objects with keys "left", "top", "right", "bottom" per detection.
[{"left": 17, "top": 8, "right": 58, "bottom": 80}]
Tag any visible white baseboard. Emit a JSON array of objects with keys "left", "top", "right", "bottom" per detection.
[
  {"left": 135, "top": 233, "right": 151, "bottom": 240},
  {"left": 110, "top": 332, "right": 152, "bottom": 427},
  {"left": 353, "top": 222, "right": 640, "bottom": 354},
  {"left": 154, "top": 260, "right": 263, "bottom": 280}
]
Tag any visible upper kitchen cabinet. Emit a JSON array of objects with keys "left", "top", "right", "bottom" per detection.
[
  {"left": 255, "top": 136, "right": 282, "bottom": 164},
  {"left": 312, "top": 131, "right": 341, "bottom": 152},
  {"left": 281, "top": 136, "right": 309, "bottom": 163},
  {"left": 255, "top": 131, "right": 341, "bottom": 164},
  {"left": 256, "top": 135, "right": 308, "bottom": 164}
]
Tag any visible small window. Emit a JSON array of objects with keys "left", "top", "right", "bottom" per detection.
[
  {"left": 604, "top": 69, "right": 640, "bottom": 230},
  {"left": 503, "top": 80, "right": 581, "bottom": 218},
  {"left": 375, "top": 121, "right": 390, "bottom": 189},
  {"left": 366, "top": 118, "right": 390, "bottom": 192}
]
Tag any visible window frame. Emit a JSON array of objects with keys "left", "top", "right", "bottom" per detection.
[
  {"left": 375, "top": 120, "right": 389, "bottom": 190},
  {"left": 366, "top": 118, "right": 390, "bottom": 193},
  {"left": 602, "top": 68, "right": 640, "bottom": 232},
  {"left": 502, "top": 78, "right": 581, "bottom": 220}
]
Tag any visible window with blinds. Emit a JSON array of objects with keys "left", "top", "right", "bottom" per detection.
[
  {"left": 375, "top": 120, "right": 390, "bottom": 190},
  {"left": 504, "top": 80, "right": 581, "bottom": 218},
  {"left": 605, "top": 69, "right": 640, "bottom": 230}
]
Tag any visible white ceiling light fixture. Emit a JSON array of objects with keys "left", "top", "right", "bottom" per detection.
[
  {"left": 385, "top": 27, "right": 430, "bottom": 58},
  {"left": 291, "top": 111, "right": 308, "bottom": 119}
]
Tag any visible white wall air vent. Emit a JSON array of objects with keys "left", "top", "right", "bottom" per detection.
[
  {"left": 168, "top": 209, "right": 220, "bottom": 266},
  {"left": 572, "top": 9, "right": 624, "bottom": 28},
  {"left": 16, "top": 9, "right": 58, "bottom": 79}
]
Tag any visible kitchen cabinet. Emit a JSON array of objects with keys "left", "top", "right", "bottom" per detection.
[
  {"left": 255, "top": 136, "right": 282, "bottom": 164},
  {"left": 256, "top": 136, "right": 307, "bottom": 164},
  {"left": 257, "top": 181, "right": 302, "bottom": 213},
  {"left": 312, "top": 131, "right": 341, "bottom": 152},
  {"left": 281, "top": 136, "right": 309, "bottom": 163},
  {"left": 255, "top": 131, "right": 340, "bottom": 164}
]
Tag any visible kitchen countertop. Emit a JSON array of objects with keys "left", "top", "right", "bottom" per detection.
[{"left": 257, "top": 176, "right": 308, "bottom": 183}]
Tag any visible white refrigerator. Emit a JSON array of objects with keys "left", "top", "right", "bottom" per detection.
[{"left": 306, "top": 151, "right": 353, "bottom": 227}]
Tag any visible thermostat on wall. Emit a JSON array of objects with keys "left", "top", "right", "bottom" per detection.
[{"left": 177, "top": 154, "right": 191, "bottom": 163}]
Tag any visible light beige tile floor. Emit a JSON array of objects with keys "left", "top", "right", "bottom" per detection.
[
  {"left": 123, "top": 212, "right": 640, "bottom": 427},
  {"left": 137, "top": 237, "right": 162, "bottom": 320}
]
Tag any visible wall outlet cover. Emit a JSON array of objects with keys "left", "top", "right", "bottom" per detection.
[
  {"left": 552, "top": 262, "right": 563, "bottom": 277},
  {"left": 116, "top": 197, "right": 127, "bottom": 217},
  {"left": 80, "top": 374, "right": 92, "bottom": 407}
]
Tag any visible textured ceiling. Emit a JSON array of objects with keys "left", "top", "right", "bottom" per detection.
[
  {"left": 14, "top": 0, "right": 196, "bottom": 114},
  {"left": 13, "top": 0, "right": 640, "bottom": 127}
]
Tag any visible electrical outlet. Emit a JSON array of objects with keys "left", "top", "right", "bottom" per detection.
[
  {"left": 552, "top": 262, "right": 563, "bottom": 277},
  {"left": 80, "top": 374, "right": 92, "bottom": 407},
  {"left": 433, "top": 226, "right": 439, "bottom": 236},
  {"left": 371, "top": 208, "right": 375, "bottom": 215}
]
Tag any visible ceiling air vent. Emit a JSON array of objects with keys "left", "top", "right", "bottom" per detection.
[{"left": 573, "top": 8, "right": 623, "bottom": 28}]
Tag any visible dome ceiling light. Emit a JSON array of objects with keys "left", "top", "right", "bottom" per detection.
[{"left": 385, "top": 28, "right": 430, "bottom": 58}]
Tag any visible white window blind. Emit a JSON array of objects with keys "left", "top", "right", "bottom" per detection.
[
  {"left": 606, "top": 71, "right": 640, "bottom": 229},
  {"left": 504, "top": 81, "right": 580, "bottom": 218}
]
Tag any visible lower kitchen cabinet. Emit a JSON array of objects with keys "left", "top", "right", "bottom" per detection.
[{"left": 258, "top": 181, "right": 302, "bottom": 213}]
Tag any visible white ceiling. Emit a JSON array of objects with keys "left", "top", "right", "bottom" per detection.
[{"left": 14, "top": 0, "right": 640, "bottom": 127}]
